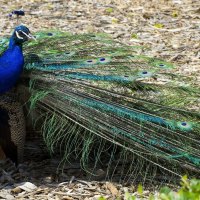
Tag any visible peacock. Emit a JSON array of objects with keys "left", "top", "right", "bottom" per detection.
[
  {"left": 0, "top": 25, "right": 34, "bottom": 165},
  {"left": 0, "top": 25, "right": 199, "bottom": 182}
]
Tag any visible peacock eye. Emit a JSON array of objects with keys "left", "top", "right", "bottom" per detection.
[
  {"left": 17, "top": 31, "right": 24, "bottom": 37},
  {"left": 177, "top": 121, "right": 192, "bottom": 131},
  {"left": 47, "top": 33, "right": 53, "bottom": 36},
  {"left": 142, "top": 71, "right": 148, "bottom": 74},
  {"left": 100, "top": 58, "right": 105, "bottom": 61},
  {"left": 181, "top": 122, "right": 187, "bottom": 126},
  {"left": 83, "top": 59, "right": 97, "bottom": 65},
  {"left": 159, "top": 64, "right": 166, "bottom": 67},
  {"left": 137, "top": 70, "right": 153, "bottom": 78},
  {"left": 98, "top": 57, "right": 111, "bottom": 63}
]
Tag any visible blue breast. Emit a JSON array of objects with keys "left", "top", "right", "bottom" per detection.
[{"left": 0, "top": 42, "right": 24, "bottom": 94}]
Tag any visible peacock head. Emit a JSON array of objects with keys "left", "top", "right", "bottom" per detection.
[{"left": 12, "top": 25, "right": 35, "bottom": 44}]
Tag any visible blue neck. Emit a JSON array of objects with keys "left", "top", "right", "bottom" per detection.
[
  {"left": 0, "top": 35, "right": 24, "bottom": 94},
  {"left": 8, "top": 37, "right": 22, "bottom": 49}
]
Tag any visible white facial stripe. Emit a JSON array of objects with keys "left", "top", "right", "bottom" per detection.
[{"left": 15, "top": 31, "right": 23, "bottom": 39}]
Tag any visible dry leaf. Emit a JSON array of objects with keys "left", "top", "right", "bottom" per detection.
[{"left": 106, "top": 182, "right": 119, "bottom": 196}]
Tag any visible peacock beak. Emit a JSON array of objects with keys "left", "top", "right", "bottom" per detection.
[
  {"left": 29, "top": 34, "right": 36, "bottom": 41},
  {"left": 23, "top": 32, "right": 36, "bottom": 41}
]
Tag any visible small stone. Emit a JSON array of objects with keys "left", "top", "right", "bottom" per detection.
[
  {"left": 18, "top": 182, "right": 37, "bottom": 192},
  {"left": 44, "top": 176, "right": 53, "bottom": 183},
  {"left": 11, "top": 187, "right": 22, "bottom": 194}
]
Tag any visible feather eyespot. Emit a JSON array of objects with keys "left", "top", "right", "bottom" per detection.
[
  {"left": 47, "top": 33, "right": 53, "bottom": 36},
  {"left": 98, "top": 57, "right": 111, "bottom": 64},
  {"left": 151, "top": 60, "right": 174, "bottom": 69},
  {"left": 158, "top": 64, "right": 166, "bottom": 67},
  {"left": 0, "top": 39, "right": 8, "bottom": 45},
  {"left": 177, "top": 121, "right": 192, "bottom": 131},
  {"left": 137, "top": 70, "right": 153, "bottom": 78},
  {"left": 83, "top": 59, "right": 97, "bottom": 65},
  {"left": 181, "top": 122, "right": 187, "bottom": 126},
  {"left": 142, "top": 71, "right": 148, "bottom": 74},
  {"left": 100, "top": 58, "right": 105, "bottom": 61}
]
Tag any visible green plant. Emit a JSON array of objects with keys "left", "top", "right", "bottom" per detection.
[{"left": 98, "top": 176, "right": 200, "bottom": 200}]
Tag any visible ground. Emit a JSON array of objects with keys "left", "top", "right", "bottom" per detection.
[{"left": 0, "top": 0, "right": 199, "bottom": 199}]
